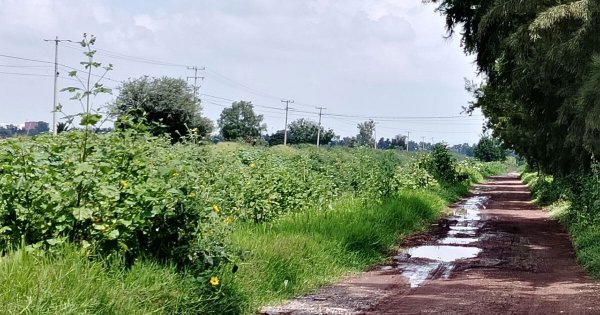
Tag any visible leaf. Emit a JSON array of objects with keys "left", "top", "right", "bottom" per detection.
[
  {"left": 72, "top": 208, "right": 93, "bottom": 221},
  {"left": 80, "top": 113, "right": 102, "bottom": 126},
  {"left": 107, "top": 229, "right": 120, "bottom": 240},
  {"left": 68, "top": 70, "right": 77, "bottom": 77}
]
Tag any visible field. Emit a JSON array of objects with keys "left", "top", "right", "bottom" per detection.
[{"left": 0, "top": 130, "right": 507, "bottom": 314}]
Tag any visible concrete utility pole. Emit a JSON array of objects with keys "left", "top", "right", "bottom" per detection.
[
  {"left": 43, "top": 36, "right": 72, "bottom": 135},
  {"left": 407, "top": 131, "right": 410, "bottom": 152},
  {"left": 316, "top": 106, "right": 326, "bottom": 147},
  {"left": 421, "top": 136, "right": 426, "bottom": 150},
  {"left": 281, "top": 100, "right": 294, "bottom": 145},
  {"left": 373, "top": 121, "right": 379, "bottom": 149},
  {"left": 187, "top": 66, "right": 205, "bottom": 103}
]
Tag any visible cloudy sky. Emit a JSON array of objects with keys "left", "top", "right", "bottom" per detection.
[{"left": 0, "top": 0, "right": 484, "bottom": 144}]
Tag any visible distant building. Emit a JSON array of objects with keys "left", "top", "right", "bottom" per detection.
[{"left": 24, "top": 121, "right": 39, "bottom": 131}]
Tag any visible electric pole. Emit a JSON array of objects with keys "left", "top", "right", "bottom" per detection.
[
  {"left": 406, "top": 131, "right": 410, "bottom": 152},
  {"left": 373, "top": 121, "right": 379, "bottom": 149},
  {"left": 44, "top": 36, "right": 72, "bottom": 135},
  {"left": 421, "top": 136, "right": 426, "bottom": 150},
  {"left": 316, "top": 106, "right": 326, "bottom": 147},
  {"left": 282, "top": 100, "right": 294, "bottom": 145},
  {"left": 187, "top": 66, "right": 205, "bottom": 103}
]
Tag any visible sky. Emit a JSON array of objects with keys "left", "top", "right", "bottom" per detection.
[{"left": 0, "top": 0, "right": 485, "bottom": 145}]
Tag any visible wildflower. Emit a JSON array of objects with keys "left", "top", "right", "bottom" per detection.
[
  {"left": 191, "top": 128, "right": 198, "bottom": 133},
  {"left": 249, "top": 162, "right": 256, "bottom": 168},
  {"left": 212, "top": 204, "right": 220, "bottom": 213},
  {"left": 225, "top": 216, "right": 233, "bottom": 225},
  {"left": 210, "top": 276, "right": 219, "bottom": 286},
  {"left": 120, "top": 180, "right": 129, "bottom": 189},
  {"left": 188, "top": 192, "right": 196, "bottom": 198},
  {"left": 172, "top": 172, "right": 178, "bottom": 177}
]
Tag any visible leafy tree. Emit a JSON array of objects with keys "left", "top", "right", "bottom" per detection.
[
  {"left": 357, "top": 120, "right": 376, "bottom": 147},
  {"left": 474, "top": 136, "right": 506, "bottom": 162},
  {"left": 111, "top": 76, "right": 213, "bottom": 142},
  {"left": 218, "top": 101, "right": 266, "bottom": 142},
  {"left": 427, "top": 0, "right": 600, "bottom": 175}
]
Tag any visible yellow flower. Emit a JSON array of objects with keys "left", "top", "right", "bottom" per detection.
[
  {"left": 225, "top": 216, "right": 233, "bottom": 225},
  {"left": 249, "top": 163, "right": 256, "bottom": 168},
  {"left": 210, "top": 276, "right": 219, "bottom": 286},
  {"left": 172, "top": 172, "right": 178, "bottom": 177},
  {"left": 191, "top": 128, "right": 198, "bottom": 133},
  {"left": 120, "top": 180, "right": 129, "bottom": 189},
  {"left": 187, "top": 192, "right": 196, "bottom": 198},
  {"left": 212, "top": 204, "right": 220, "bottom": 213}
]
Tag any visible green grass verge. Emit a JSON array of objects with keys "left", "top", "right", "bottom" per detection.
[
  {"left": 0, "top": 246, "right": 210, "bottom": 315},
  {"left": 224, "top": 190, "right": 447, "bottom": 313},
  {"left": 522, "top": 171, "right": 600, "bottom": 279}
]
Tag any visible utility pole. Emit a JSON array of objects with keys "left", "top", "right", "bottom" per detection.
[
  {"left": 187, "top": 66, "right": 205, "bottom": 103},
  {"left": 373, "top": 121, "right": 379, "bottom": 149},
  {"left": 406, "top": 131, "right": 410, "bottom": 152},
  {"left": 282, "top": 100, "right": 294, "bottom": 145},
  {"left": 316, "top": 106, "right": 326, "bottom": 147},
  {"left": 44, "top": 36, "right": 72, "bottom": 135},
  {"left": 421, "top": 136, "right": 426, "bottom": 150}
]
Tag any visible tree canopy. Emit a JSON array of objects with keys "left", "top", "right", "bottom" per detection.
[
  {"left": 111, "top": 76, "right": 212, "bottom": 142},
  {"left": 357, "top": 120, "right": 376, "bottom": 147},
  {"left": 268, "top": 118, "right": 335, "bottom": 146},
  {"left": 429, "top": 0, "right": 600, "bottom": 175},
  {"left": 218, "top": 101, "right": 266, "bottom": 142},
  {"left": 474, "top": 136, "right": 506, "bottom": 162}
]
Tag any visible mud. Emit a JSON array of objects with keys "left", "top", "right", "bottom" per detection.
[{"left": 261, "top": 174, "right": 600, "bottom": 315}]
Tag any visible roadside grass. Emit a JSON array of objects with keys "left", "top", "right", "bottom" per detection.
[
  {"left": 227, "top": 190, "right": 447, "bottom": 313},
  {"left": 522, "top": 171, "right": 600, "bottom": 279},
  {"left": 0, "top": 246, "right": 209, "bottom": 315}
]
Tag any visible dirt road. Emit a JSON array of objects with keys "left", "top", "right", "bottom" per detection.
[{"left": 262, "top": 174, "right": 600, "bottom": 315}]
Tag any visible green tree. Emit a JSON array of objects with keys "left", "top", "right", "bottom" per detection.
[
  {"left": 428, "top": 0, "right": 600, "bottom": 175},
  {"left": 289, "top": 118, "right": 335, "bottom": 145},
  {"left": 474, "top": 136, "right": 506, "bottom": 162},
  {"left": 218, "top": 101, "right": 266, "bottom": 142},
  {"left": 111, "top": 76, "right": 213, "bottom": 142},
  {"left": 357, "top": 120, "right": 376, "bottom": 147}
]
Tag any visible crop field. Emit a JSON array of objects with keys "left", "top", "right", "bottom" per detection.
[{"left": 0, "top": 130, "right": 507, "bottom": 314}]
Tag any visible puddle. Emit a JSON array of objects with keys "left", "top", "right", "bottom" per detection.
[
  {"left": 439, "top": 237, "right": 479, "bottom": 245},
  {"left": 407, "top": 245, "right": 481, "bottom": 262},
  {"left": 395, "top": 194, "right": 490, "bottom": 288}
]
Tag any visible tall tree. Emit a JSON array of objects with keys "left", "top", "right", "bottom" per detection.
[
  {"left": 474, "top": 136, "right": 506, "bottom": 162},
  {"left": 428, "top": 0, "right": 600, "bottom": 175},
  {"left": 357, "top": 120, "right": 376, "bottom": 147},
  {"left": 111, "top": 76, "right": 213, "bottom": 142},
  {"left": 218, "top": 101, "right": 266, "bottom": 142}
]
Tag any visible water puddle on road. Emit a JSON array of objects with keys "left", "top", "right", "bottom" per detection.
[{"left": 392, "top": 194, "right": 490, "bottom": 288}]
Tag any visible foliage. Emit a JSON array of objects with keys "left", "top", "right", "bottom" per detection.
[
  {"left": 523, "top": 165, "right": 600, "bottom": 278},
  {"left": 474, "top": 136, "right": 506, "bottom": 162},
  {"left": 218, "top": 101, "right": 266, "bottom": 143},
  {"left": 0, "top": 131, "right": 231, "bottom": 273},
  {"left": 356, "top": 120, "right": 376, "bottom": 147},
  {"left": 428, "top": 0, "right": 600, "bottom": 175},
  {"left": 268, "top": 118, "right": 335, "bottom": 146},
  {"left": 112, "top": 76, "right": 212, "bottom": 142}
]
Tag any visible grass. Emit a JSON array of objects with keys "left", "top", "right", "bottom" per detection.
[
  {"left": 522, "top": 171, "right": 600, "bottom": 279},
  {"left": 225, "top": 190, "right": 447, "bottom": 313},
  {"left": 0, "top": 246, "right": 209, "bottom": 315}
]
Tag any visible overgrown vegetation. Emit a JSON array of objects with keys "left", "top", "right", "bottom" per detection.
[
  {"left": 0, "top": 127, "right": 506, "bottom": 313},
  {"left": 523, "top": 165, "right": 600, "bottom": 278}
]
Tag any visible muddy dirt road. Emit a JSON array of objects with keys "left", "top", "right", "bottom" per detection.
[{"left": 262, "top": 174, "right": 600, "bottom": 315}]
